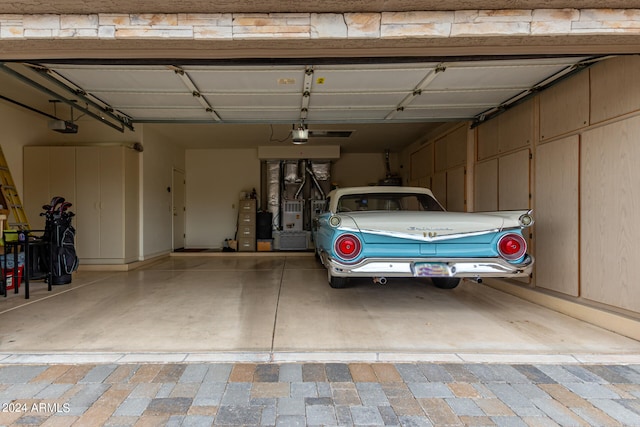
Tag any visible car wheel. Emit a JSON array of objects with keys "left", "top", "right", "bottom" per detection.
[
  {"left": 328, "top": 268, "right": 349, "bottom": 289},
  {"left": 431, "top": 277, "right": 460, "bottom": 289}
]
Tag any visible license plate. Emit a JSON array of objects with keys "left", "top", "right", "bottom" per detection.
[{"left": 414, "top": 262, "right": 450, "bottom": 277}]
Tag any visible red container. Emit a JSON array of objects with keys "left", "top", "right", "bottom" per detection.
[{"left": 3, "top": 266, "right": 24, "bottom": 291}]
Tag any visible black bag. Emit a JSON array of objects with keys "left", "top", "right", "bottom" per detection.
[
  {"left": 52, "top": 224, "right": 79, "bottom": 278},
  {"left": 41, "top": 197, "right": 79, "bottom": 285}
]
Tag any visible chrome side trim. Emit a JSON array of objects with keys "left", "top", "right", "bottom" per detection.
[
  {"left": 323, "top": 254, "right": 534, "bottom": 279},
  {"left": 338, "top": 226, "right": 501, "bottom": 242}
]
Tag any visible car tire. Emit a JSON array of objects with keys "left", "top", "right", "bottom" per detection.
[
  {"left": 328, "top": 269, "right": 349, "bottom": 288},
  {"left": 431, "top": 277, "right": 460, "bottom": 289}
]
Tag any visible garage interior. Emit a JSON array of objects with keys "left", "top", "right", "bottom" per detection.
[
  {"left": 4, "top": 56, "right": 596, "bottom": 256},
  {"left": 1, "top": 4, "right": 640, "bottom": 361}
]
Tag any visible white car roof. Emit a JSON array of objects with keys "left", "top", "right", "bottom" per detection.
[
  {"left": 326, "top": 186, "right": 438, "bottom": 213},
  {"left": 328, "top": 186, "right": 436, "bottom": 199}
]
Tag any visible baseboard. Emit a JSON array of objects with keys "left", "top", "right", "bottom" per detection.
[
  {"left": 485, "top": 279, "right": 640, "bottom": 342},
  {"left": 170, "top": 250, "right": 315, "bottom": 257},
  {"left": 77, "top": 253, "right": 169, "bottom": 272}
]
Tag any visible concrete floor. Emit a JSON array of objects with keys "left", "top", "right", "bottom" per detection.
[{"left": 1, "top": 255, "right": 640, "bottom": 363}]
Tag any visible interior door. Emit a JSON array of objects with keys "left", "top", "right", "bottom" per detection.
[{"left": 172, "top": 168, "right": 186, "bottom": 251}]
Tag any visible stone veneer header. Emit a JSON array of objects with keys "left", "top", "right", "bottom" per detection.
[{"left": 0, "top": 9, "right": 639, "bottom": 40}]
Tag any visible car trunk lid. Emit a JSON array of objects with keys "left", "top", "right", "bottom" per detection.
[{"left": 343, "top": 211, "right": 511, "bottom": 243}]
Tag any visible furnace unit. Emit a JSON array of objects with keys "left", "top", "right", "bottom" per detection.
[{"left": 282, "top": 199, "right": 304, "bottom": 231}]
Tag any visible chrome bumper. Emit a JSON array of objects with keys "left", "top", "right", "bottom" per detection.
[{"left": 322, "top": 253, "right": 534, "bottom": 279}]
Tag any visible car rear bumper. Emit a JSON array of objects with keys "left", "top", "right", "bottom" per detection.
[{"left": 322, "top": 253, "right": 534, "bottom": 279}]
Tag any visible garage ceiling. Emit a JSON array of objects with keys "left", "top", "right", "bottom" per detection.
[{"left": 0, "top": 55, "right": 593, "bottom": 152}]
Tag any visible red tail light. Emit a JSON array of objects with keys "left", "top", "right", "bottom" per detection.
[
  {"left": 498, "top": 233, "right": 527, "bottom": 261},
  {"left": 334, "top": 234, "right": 362, "bottom": 260}
]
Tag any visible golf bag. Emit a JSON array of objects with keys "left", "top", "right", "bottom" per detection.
[{"left": 40, "top": 197, "right": 79, "bottom": 285}]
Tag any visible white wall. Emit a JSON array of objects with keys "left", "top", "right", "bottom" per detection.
[
  {"left": 184, "top": 149, "right": 398, "bottom": 248},
  {"left": 140, "top": 125, "right": 186, "bottom": 259},
  {"left": 332, "top": 152, "right": 400, "bottom": 187},
  {"left": 0, "top": 105, "right": 44, "bottom": 199},
  {"left": 185, "top": 149, "right": 260, "bottom": 249}
]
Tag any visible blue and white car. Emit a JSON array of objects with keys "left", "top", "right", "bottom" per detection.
[{"left": 312, "top": 186, "right": 534, "bottom": 289}]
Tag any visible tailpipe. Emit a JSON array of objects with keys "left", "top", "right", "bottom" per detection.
[{"left": 373, "top": 277, "right": 387, "bottom": 285}]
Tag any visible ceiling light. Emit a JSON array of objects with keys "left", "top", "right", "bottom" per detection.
[{"left": 292, "top": 125, "right": 309, "bottom": 144}]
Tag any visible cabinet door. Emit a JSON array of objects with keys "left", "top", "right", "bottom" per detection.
[
  {"left": 23, "top": 147, "right": 51, "bottom": 229},
  {"left": 75, "top": 147, "right": 102, "bottom": 259},
  {"left": 23, "top": 147, "right": 75, "bottom": 230},
  {"left": 474, "top": 159, "right": 498, "bottom": 212},
  {"left": 446, "top": 166, "right": 466, "bottom": 212},
  {"left": 99, "top": 146, "right": 125, "bottom": 259},
  {"left": 49, "top": 147, "right": 76, "bottom": 207},
  {"left": 498, "top": 149, "right": 530, "bottom": 210}
]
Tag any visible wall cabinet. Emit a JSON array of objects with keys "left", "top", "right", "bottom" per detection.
[
  {"left": 539, "top": 70, "right": 589, "bottom": 141},
  {"left": 535, "top": 136, "right": 579, "bottom": 297},
  {"left": 477, "top": 100, "right": 533, "bottom": 160},
  {"left": 24, "top": 145, "right": 139, "bottom": 264},
  {"left": 23, "top": 146, "right": 76, "bottom": 229}
]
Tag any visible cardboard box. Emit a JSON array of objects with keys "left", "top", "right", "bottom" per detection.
[{"left": 257, "top": 239, "right": 273, "bottom": 252}]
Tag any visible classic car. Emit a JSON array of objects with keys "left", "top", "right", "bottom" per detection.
[{"left": 312, "top": 186, "right": 534, "bottom": 289}]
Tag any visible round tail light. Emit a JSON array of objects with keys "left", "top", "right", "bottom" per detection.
[
  {"left": 334, "top": 234, "right": 362, "bottom": 261},
  {"left": 498, "top": 233, "right": 527, "bottom": 261}
]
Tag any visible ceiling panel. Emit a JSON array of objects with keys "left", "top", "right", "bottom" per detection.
[
  {"left": 28, "top": 57, "right": 591, "bottom": 126},
  {"left": 52, "top": 65, "right": 186, "bottom": 92},
  {"left": 311, "top": 66, "right": 437, "bottom": 93},
  {"left": 218, "top": 108, "right": 301, "bottom": 122},
  {"left": 310, "top": 92, "right": 406, "bottom": 108},
  {"left": 413, "top": 89, "right": 524, "bottom": 106},
  {"left": 306, "top": 108, "right": 391, "bottom": 121},
  {"left": 0, "top": 56, "right": 594, "bottom": 150},
  {"left": 207, "top": 93, "right": 301, "bottom": 108},
  {"left": 90, "top": 92, "right": 201, "bottom": 108},
  {"left": 428, "top": 60, "right": 582, "bottom": 90},
  {"left": 186, "top": 66, "right": 307, "bottom": 93},
  {"left": 398, "top": 106, "right": 493, "bottom": 120},
  {"left": 123, "top": 107, "right": 215, "bottom": 121}
]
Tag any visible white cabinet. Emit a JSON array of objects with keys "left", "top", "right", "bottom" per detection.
[
  {"left": 23, "top": 146, "right": 76, "bottom": 230},
  {"left": 24, "top": 145, "right": 139, "bottom": 264}
]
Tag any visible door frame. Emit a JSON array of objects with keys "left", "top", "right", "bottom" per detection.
[{"left": 172, "top": 167, "right": 186, "bottom": 251}]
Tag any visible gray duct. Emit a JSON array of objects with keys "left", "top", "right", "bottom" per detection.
[
  {"left": 311, "top": 161, "right": 330, "bottom": 181},
  {"left": 294, "top": 160, "right": 307, "bottom": 199},
  {"left": 306, "top": 164, "right": 325, "bottom": 200},
  {"left": 283, "top": 161, "right": 299, "bottom": 184},
  {"left": 266, "top": 161, "right": 280, "bottom": 230}
]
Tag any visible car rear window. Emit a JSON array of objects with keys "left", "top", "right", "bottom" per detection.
[{"left": 337, "top": 193, "right": 444, "bottom": 212}]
